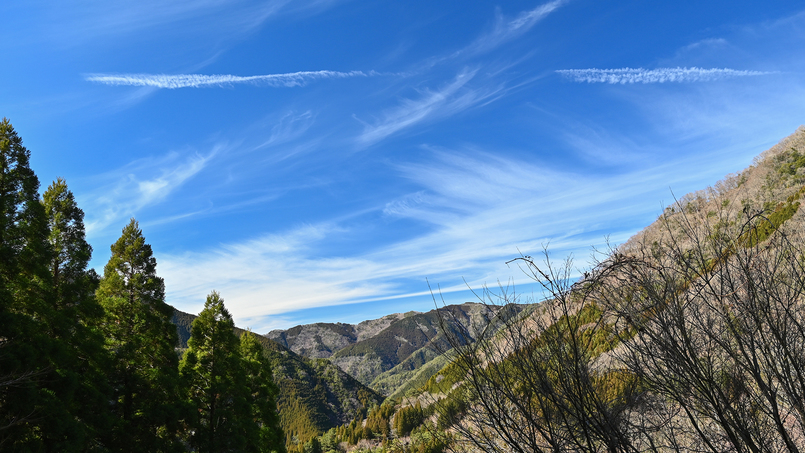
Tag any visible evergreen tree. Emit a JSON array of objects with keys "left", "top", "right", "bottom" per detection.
[
  {"left": 43, "top": 177, "right": 96, "bottom": 306},
  {"left": 181, "top": 291, "right": 255, "bottom": 452},
  {"left": 37, "top": 178, "right": 109, "bottom": 450},
  {"left": 97, "top": 219, "right": 182, "bottom": 452},
  {"left": 393, "top": 401, "right": 423, "bottom": 437},
  {"left": 302, "top": 437, "right": 322, "bottom": 453},
  {"left": 241, "top": 331, "right": 286, "bottom": 453},
  {"left": 0, "top": 118, "right": 57, "bottom": 449}
]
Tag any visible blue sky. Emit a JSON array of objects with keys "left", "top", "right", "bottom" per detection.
[{"left": 3, "top": 0, "right": 805, "bottom": 332}]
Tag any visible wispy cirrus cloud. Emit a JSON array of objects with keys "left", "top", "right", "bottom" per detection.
[
  {"left": 460, "top": 0, "right": 568, "bottom": 57},
  {"left": 42, "top": 0, "right": 344, "bottom": 46},
  {"left": 357, "top": 68, "right": 504, "bottom": 146},
  {"left": 680, "top": 38, "right": 729, "bottom": 52},
  {"left": 86, "top": 70, "right": 376, "bottom": 89},
  {"left": 557, "top": 67, "right": 774, "bottom": 84},
  {"left": 161, "top": 145, "right": 720, "bottom": 331},
  {"left": 353, "top": 1, "right": 566, "bottom": 148},
  {"left": 82, "top": 146, "right": 221, "bottom": 236}
]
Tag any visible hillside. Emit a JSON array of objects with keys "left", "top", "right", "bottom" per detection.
[
  {"left": 388, "top": 126, "right": 805, "bottom": 452},
  {"left": 172, "top": 309, "right": 384, "bottom": 448},
  {"left": 620, "top": 125, "right": 805, "bottom": 254}
]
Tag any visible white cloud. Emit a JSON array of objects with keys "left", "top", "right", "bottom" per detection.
[
  {"left": 159, "top": 147, "right": 701, "bottom": 331},
  {"left": 253, "top": 110, "right": 317, "bottom": 152},
  {"left": 159, "top": 224, "right": 400, "bottom": 327},
  {"left": 83, "top": 146, "right": 220, "bottom": 235},
  {"left": 353, "top": 1, "right": 569, "bottom": 148},
  {"left": 680, "top": 38, "right": 729, "bottom": 52},
  {"left": 382, "top": 191, "right": 430, "bottom": 217},
  {"left": 460, "top": 0, "right": 568, "bottom": 57},
  {"left": 357, "top": 68, "right": 504, "bottom": 146},
  {"left": 557, "top": 67, "right": 774, "bottom": 84},
  {"left": 86, "top": 70, "right": 373, "bottom": 89}
]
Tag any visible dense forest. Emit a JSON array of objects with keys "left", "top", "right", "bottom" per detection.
[
  {"left": 7, "top": 115, "right": 805, "bottom": 453},
  {"left": 0, "top": 118, "right": 285, "bottom": 452}
]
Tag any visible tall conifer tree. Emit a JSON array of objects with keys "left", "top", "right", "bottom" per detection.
[
  {"left": 38, "top": 178, "right": 109, "bottom": 450},
  {"left": 44, "top": 177, "right": 96, "bottom": 306},
  {"left": 0, "top": 118, "right": 57, "bottom": 448},
  {"left": 180, "top": 291, "right": 256, "bottom": 452},
  {"left": 97, "top": 219, "right": 182, "bottom": 452}
]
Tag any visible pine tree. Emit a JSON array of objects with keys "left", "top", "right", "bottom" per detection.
[
  {"left": 0, "top": 118, "right": 57, "bottom": 448},
  {"left": 97, "top": 219, "right": 182, "bottom": 452},
  {"left": 241, "top": 331, "right": 286, "bottom": 453},
  {"left": 181, "top": 291, "right": 255, "bottom": 452}
]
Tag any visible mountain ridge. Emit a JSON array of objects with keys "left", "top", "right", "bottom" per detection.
[{"left": 267, "top": 302, "right": 525, "bottom": 395}]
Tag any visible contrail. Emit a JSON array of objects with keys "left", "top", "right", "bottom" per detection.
[
  {"left": 86, "top": 70, "right": 374, "bottom": 89},
  {"left": 556, "top": 67, "right": 774, "bottom": 84}
]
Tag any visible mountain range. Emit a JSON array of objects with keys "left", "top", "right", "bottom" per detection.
[{"left": 172, "top": 301, "right": 522, "bottom": 446}]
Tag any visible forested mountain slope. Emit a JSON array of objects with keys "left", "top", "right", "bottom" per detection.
[{"left": 173, "top": 309, "right": 384, "bottom": 447}]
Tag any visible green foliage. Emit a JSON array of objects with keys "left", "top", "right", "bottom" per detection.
[
  {"left": 0, "top": 120, "right": 381, "bottom": 453},
  {"left": 592, "top": 369, "right": 641, "bottom": 409},
  {"left": 0, "top": 120, "right": 113, "bottom": 451},
  {"left": 573, "top": 303, "right": 626, "bottom": 356},
  {"left": 778, "top": 148, "right": 805, "bottom": 175},
  {"left": 422, "top": 360, "right": 465, "bottom": 394},
  {"left": 317, "top": 428, "right": 340, "bottom": 453},
  {"left": 393, "top": 401, "right": 423, "bottom": 436},
  {"left": 43, "top": 177, "right": 94, "bottom": 299},
  {"left": 365, "top": 402, "right": 395, "bottom": 439},
  {"left": 370, "top": 347, "right": 441, "bottom": 394},
  {"left": 406, "top": 425, "right": 450, "bottom": 453},
  {"left": 739, "top": 195, "right": 802, "bottom": 247},
  {"left": 302, "top": 436, "right": 323, "bottom": 453},
  {"left": 301, "top": 402, "right": 399, "bottom": 452},
  {"left": 181, "top": 291, "right": 256, "bottom": 452},
  {"left": 177, "top": 296, "right": 286, "bottom": 453},
  {"left": 268, "top": 347, "right": 383, "bottom": 449},
  {"left": 435, "top": 391, "right": 467, "bottom": 430},
  {"left": 175, "top": 308, "right": 383, "bottom": 451},
  {"left": 172, "top": 309, "right": 197, "bottom": 350},
  {"left": 97, "top": 219, "right": 183, "bottom": 452},
  {"left": 241, "top": 331, "right": 286, "bottom": 453},
  {"left": 0, "top": 118, "right": 54, "bottom": 448},
  {"left": 385, "top": 352, "right": 450, "bottom": 401},
  {"left": 37, "top": 178, "right": 110, "bottom": 450}
]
